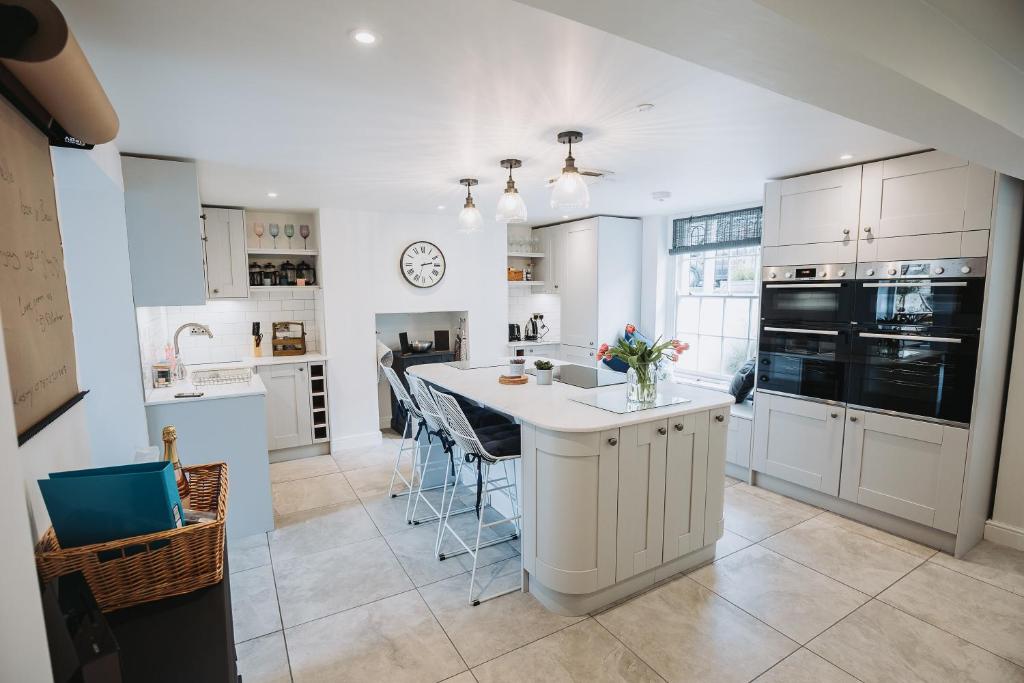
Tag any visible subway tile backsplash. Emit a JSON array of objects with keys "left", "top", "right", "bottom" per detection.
[
  {"left": 136, "top": 289, "right": 325, "bottom": 387},
  {"left": 507, "top": 288, "right": 561, "bottom": 342}
]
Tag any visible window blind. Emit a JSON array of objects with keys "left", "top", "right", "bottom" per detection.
[{"left": 670, "top": 207, "right": 762, "bottom": 254}]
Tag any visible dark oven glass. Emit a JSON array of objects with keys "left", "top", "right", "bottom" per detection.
[
  {"left": 848, "top": 329, "right": 979, "bottom": 424},
  {"left": 761, "top": 281, "right": 853, "bottom": 325},
  {"left": 757, "top": 325, "right": 850, "bottom": 402},
  {"left": 854, "top": 278, "right": 984, "bottom": 329}
]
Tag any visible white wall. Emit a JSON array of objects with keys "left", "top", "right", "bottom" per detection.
[
  {"left": 319, "top": 209, "right": 506, "bottom": 449},
  {"left": 53, "top": 143, "right": 149, "bottom": 467}
]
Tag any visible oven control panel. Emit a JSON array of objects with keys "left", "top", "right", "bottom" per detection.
[
  {"left": 762, "top": 263, "right": 855, "bottom": 282},
  {"left": 856, "top": 257, "right": 987, "bottom": 280}
]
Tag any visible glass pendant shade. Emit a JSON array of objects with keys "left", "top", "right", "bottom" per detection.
[
  {"left": 458, "top": 204, "right": 483, "bottom": 232},
  {"left": 496, "top": 186, "right": 528, "bottom": 223},
  {"left": 550, "top": 165, "right": 590, "bottom": 210}
]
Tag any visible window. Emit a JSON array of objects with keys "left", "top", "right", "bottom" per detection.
[{"left": 670, "top": 208, "right": 761, "bottom": 380}]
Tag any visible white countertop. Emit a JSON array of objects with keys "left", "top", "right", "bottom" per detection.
[
  {"left": 409, "top": 362, "right": 733, "bottom": 433},
  {"left": 144, "top": 373, "right": 267, "bottom": 406},
  {"left": 507, "top": 339, "right": 560, "bottom": 347}
]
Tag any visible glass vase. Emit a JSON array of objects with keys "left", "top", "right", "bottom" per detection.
[{"left": 626, "top": 362, "right": 658, "bottom": 404}]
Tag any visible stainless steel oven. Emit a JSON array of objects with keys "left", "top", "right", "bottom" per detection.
[
  {"left": 853, "top": 258, "right": 986, "bottom": 330},
  {"left": 761, "top": 263, "right": 855, "bottom": 326},
  {"left": 756, "top": 324, "right": 851, "bottom": 403}
]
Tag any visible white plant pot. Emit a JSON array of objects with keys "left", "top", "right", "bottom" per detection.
[
  {"left": 508, "top": 362, "right": 526, "bottom": 377},
  {"left": 536, "top": 368, "right": 553, "bottom": 385}
]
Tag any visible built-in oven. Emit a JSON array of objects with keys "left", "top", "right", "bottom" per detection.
[
  {"left": 761, "top": 263, "right": 855, "bottom": 326},
  {"left": 854, "top": 258, "right": 986, "bottom": 330},
  {"left": 756, "top": 324, "right": 851, "bottom": 403},
  {"left": 847, "top": 328, "right": 979, "bottom": 425}
]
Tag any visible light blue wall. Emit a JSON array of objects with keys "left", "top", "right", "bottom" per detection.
[{"left": 53, "top": 145, "right": 149, "bottom": 466}]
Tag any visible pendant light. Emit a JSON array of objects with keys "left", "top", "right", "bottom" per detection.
[
  {"left": 550, "top": 130, "right": 590, "bottom": 210},
  {"left": 457, "top": 178, "right": 482, "bottom": 233},
  {"left": 495, "top": 159, "right": 528, "bottom": 224}
]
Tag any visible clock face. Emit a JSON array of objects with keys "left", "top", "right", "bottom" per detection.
[{"left": 400, "top": 241, "right": 446, "bottom": 288}]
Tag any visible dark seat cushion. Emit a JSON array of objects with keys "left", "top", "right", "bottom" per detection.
[
  {"left": 465, "top": 405, "right": 512, "bottom": 429},
  {"left": 479, "top": 430, "right": 521, "bottom": 459},
  {"left": 728, "top": 358, "right": 756, "bottom": 404}
]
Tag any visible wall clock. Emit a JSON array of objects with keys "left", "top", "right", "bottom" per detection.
[{"left": 400, "top": 241, "right": 446, "bottom": 288}]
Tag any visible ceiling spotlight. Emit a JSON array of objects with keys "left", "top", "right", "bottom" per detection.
[
  {"left": 561, "top": 215, "right": 569, "bottom": 220},
  {"left": 635, "top": 103, "right": 655, "bottom": 113},
  {"left": 839, "top": 153, "right": 853, "bottom": 161},
  {"left": 495, "top": 159, "right": 527, "bottom": 224},
  {"left": 551, "top": 131, "right": 590, "bottom": 211},
  {"left": 457, "top": 178, "right": 482, "bottom": 233},
  {"left": 267, "top": 192, "right": 278, "bottom": 198},
  {"left": 350, "top": 29, "right": 378, "bottom": 45},
  {"left": 652, "top": 191, "right": 672, "bottom": 202},
  {"left": 436, "top": 205, "right": 445, "bottom": 210}
]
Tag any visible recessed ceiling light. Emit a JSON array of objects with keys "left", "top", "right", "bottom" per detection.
[
  {"left": 350, "top": 29, "right": 378, "bottom": 45},
  {"left": 437, "top": 205, "right": 445, "bottom": 210},
  {"left": 635, "top": 103, "right": 655, "bottom": 113},
  {"left": 266, "top": 191, "right": 278, "bottom": 198},
  {"left": 652, "top": 191, "right": 672, "bottom": 202},
  {"left": 839, "top": 154, "right": 853, "bottom": 161},
  {"left": 562, "top": 215, "right": 569, "bottom": 219}
]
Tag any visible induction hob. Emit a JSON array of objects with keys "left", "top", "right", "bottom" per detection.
[{"left": 525, "top": 363, "right": 627, "bottom": 389}]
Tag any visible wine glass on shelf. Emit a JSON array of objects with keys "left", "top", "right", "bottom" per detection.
[
  {"left": 299, "top": 224, "right": 310, "bottom": 249},
  {"left": 284, "top": 224, "right": 295, "bottom": 248},
  {"left": 253, "top": 222, "right": 265, "bottom": 247},
  {"left": 268, "top": 223, "right": 280, "bottom": 248}
]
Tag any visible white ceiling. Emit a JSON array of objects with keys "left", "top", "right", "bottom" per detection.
[{"left": 58, "top": 0, "right": 920, "bottom": 224}]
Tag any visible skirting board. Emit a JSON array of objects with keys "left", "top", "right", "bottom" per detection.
[
  {"left": 331, "top": 430, "right": 384, "bottom": 453},
  {"left": 984, "top": 520, "right": 1024, "bottom": 551},
  {"left": 751, "top": 471, "right": 956, "bottom": 555},
  {"left": 269, "top": 442, "right": 330, "bottom": 464}
]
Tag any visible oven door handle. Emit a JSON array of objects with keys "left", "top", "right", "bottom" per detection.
[
  {"left": 765, "top": 283, "right": 844, "bottom": 289},
  {"left": 858, "top": 332, "right": 963, "bottom": 344},
  {"left": 861, "top": 282, "right": 968, "bottom": 288},
  {"left": 763, "top": 327, "right": 840, "bottom": 336}
]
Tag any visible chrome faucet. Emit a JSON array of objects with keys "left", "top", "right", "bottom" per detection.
[{"left": 172, "top": 322, "right": 214, "bottom": 380}]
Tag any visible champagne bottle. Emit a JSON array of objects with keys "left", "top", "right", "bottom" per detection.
[{"left": 162, "top": 425, "right": 191, "bottom": 506}]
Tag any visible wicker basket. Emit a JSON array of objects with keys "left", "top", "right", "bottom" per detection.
[
  {"left": 35, "top": 462, "right": 228, "bottom": 613},
  {"left": 507, "top": 267, "right": 524, "bottom": 282}
]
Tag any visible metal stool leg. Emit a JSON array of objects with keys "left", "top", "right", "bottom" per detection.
[{"left": 387, "top": 413, "right": 412, "bottom": 498}]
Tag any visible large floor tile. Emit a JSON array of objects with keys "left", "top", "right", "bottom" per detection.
[
  {"left": 596, "top": 576, "right": 797, "bottom": 682},
  {"left": 691, "top": 545, "right": 868, "bottom": 644},
  {"left": 723, "top": 485, "right": 819, "bottom": 542},
  {"left": 756, "top": 648, "right": 856, "bottom": 683},
  {"left": 418, "top": 566, "right": 582, "bottom": 668},
  {"left": 471, "top": 619, "right": 661, "bottom": 682},
  {"left": 724, "top": 475, "right": 742, "bottom": 487},
  {"left": 761, "top": 515, "right": 924, "bottom": 595},
  {"left": 229, "top": 532, "right": 271, "bottom": 573},
  {"left": 808, "top": 600, "right": 1024, "bottom": 682},
  {"left": 269, "top": 455, "right": 339, "bottom": 483},
  {"left": 816, "top": 512, "right": 935, "bottom": 559},
  {"left": 385, "top": 520, "right": 518, "bottom": 588},
  {"left": 270, "top": 501, "right": 379, "bottom": 563},
  {"left": 712, "top": 529, "right": 754, "bottom": 561},
  {"left": 333, "top": 445, "right": 395, "bottom": 472},
  {"left": 275, "top": 536, "right": 413, "bottom": 627},
  {"left": 231, "top": 564, "right": 282, "bottom": 643},
  {"left": 272, "top": 473, "right": 358, "bottom": 517},
  {"left": 733, "top": 483, "right": 819, "bottom": 516},
  {"left": 285, "top": 590, "right": 465, "bottom": 683},
  {"left": 878, "top": 562, "right": 1024, "bottom": 666},
  {"left": 441, "top": 673, "right": 475, "bottom": 683},
  {"left": 236, "top": 630, "right": 291, "bottom": 683},
  {"left": 930, "top": 540, "right": 1024, "bottom": 597},
  {"left": 345, "top": 462, "right": 411, "bottom": 500},
  {"left": 363, "top": 494, "right": 421, "bottom": 536}
]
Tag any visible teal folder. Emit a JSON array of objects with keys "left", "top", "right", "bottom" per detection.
[{"left": 39, "top": 461, "right": 184, "bottom": 548}]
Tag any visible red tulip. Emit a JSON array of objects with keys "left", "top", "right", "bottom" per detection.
[
  {"left": 671, "top": 353, "right": 680, "bottom": 362},
  {"left": 625, "top": 324, "right": 636, "bottom": 334}
]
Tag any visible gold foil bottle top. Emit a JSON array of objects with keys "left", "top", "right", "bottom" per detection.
[{"left": 162, "top": 425, "right": 177, "bottom": 442}]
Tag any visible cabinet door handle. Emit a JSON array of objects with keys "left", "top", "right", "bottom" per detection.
[
  {"left": 674, "top": 423, "right": 684, "bottom": 431},
  {"left": 863, "top": 226, "right": 872, "bottom": 233},
  {"left": 830, "top": 412, "right": 839, "bottom": 418},
  {"left": 842, "top": 228, "right": 850, "bottom": 236},
  {"left": 715, "top": 414, "right": 725, "bottom": 423},
  {"left": 849, "top": 416, "right": 858, "bottom": 422},
  {"left": 212, "top": 288, "right": 219, "bottom": 294},
  {"left": 657, "top": 426, "right": 667, "bottom": 435},
  {"left": 607, "top": 437, "right": 618, "bottom": 446},
  {"left": 298, "top": 367, "right": 304, "bottom": 372}
]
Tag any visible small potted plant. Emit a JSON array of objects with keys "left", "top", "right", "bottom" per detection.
[
  {"left": 508, "top": 356, "right": 526, "bottom": 377},
  {"left": 596, "top": 328, "right": 688, "bottom": 404},
  {"left": 534, "top": 359, "right": 554, "bottom": 385}
]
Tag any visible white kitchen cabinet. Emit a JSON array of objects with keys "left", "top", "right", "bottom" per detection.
[
  {"left": 726, "top": 404, "right": 753, "bottom": 469},
  {"left": 752, "top": 391, "right": 844, "bottom": 496},
  {"left": 560, "top": 342, "right": 596, "bottom": 367},
  {"left": 616, "top": 419, "right": 667, "bottom": 581},
  {"left": 202, "top": 207, "right": 249, "bottom": 299},
  {"left": 561, "top": 220, "right": 599, "bottom": 348},
  {"left": 122, "top": 156, "right": 206, "bottom": 306},
  {"left": 763, "top": 166, "right": 862, "bottom": 249},
  {"left": 839, "top": 409, "right": 968, "bottom": 534},
  {"left": 264, "top": 362, "right": 313, "bottom": 450},
  {"left": 858, "top": 152, "right": 995, "bottom": 262},
  {"left": 664, "top": 411, "right": 714, "bottom": 563},
  {"left": 511, "top": 343, "right": 560, "bottom": 359},
  {"left": 532, "top": 226, "right": 565, "bottom": 295}
]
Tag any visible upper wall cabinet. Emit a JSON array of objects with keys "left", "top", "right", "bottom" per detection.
[
  {"left": 203, "top": 207, "right": 249, "bottom": 299},
  {"left": 762, "top": 166, "right": 861, "bottom": 259},
  {"left": 122, "top": 156, "right": 206, "bottom": 306},
  {"left": 858, "top": 151, "right": 995, "bottom": 262}
]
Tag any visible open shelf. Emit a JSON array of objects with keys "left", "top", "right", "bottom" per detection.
[
  {"left": 247, "top": 248, "right": 319, "bottom": 257},
  {"left": 507, "top": 252, "right": 545, "bottom": 258},
  {"left": 508, "top": 281, "right": 545, "bottom": 286},
  {"left": 250, "top": 285, "right": 320, "bottom": 291}
]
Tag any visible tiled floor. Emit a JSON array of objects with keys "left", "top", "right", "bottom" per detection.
[{"left": 229, "top": 434, "right": 1024, "bottom": 682}]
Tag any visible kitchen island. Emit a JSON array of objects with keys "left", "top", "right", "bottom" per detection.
[{"left": 408, "top": 361, "right": 733, "bottom": 616}]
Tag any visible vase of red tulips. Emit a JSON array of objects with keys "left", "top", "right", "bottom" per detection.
[{"left": 596, "top": 328, "right": 688, "bottom": 404}]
